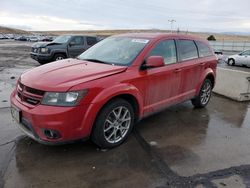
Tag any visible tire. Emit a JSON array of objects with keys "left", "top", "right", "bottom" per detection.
[
  {"left": 53, "top": 54, "right": 66, "bottom": 61},
  {"left": 38, "top": 61, "right": 46, "bottom": 65},
  {"left": 92, "top": 98, "right": 135, "bottom": 149},
  {"left": 191, "top": 79, "right": 212, "bottom": 108},
  {"left": 227, "top": 58, "right": 235, "bottom": 66}
]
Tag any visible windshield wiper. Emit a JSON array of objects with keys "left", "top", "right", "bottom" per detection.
[{"left": 81, "top": 58, "right": 111, "bottom": 65}]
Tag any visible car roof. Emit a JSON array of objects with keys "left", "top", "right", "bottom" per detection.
[
  {"left": 62, "top": 34, "right": 97, "bottom": 37},
  {"left": 114, "top": 32, "right": 207, "bottom": 43}
]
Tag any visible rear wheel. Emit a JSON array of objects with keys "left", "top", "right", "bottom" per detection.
[
  {"left": 92, "top": 98, "right": 134, "bottom": 149},
  {"left": 191, "top": 79, "right": 212, "bottom": 108},
  {"left": 53, "top": 54, "right": 66, "bottom": 61}
]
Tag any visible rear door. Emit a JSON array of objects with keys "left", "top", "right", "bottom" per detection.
[
  {"left": 68, "top": 36, "right": 85, "bottom": 57},
  {"left": 175, "top": 39, "right": 202, "bottom": 100},
  {"left": 143, "top": 39, "right": 181, "bottom": 113}
]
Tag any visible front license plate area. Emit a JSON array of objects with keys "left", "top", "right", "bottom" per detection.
[{"left": 11, "top": 105, "right": 21, "bottom": 123}]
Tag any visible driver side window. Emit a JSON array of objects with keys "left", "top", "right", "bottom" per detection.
[
  {"left": 149, "top": 40, "right": 177, "bottom": 65},
  {"left": 70, "top": 36, "right": 84, "bottom": 46}
]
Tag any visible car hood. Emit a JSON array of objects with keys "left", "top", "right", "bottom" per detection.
[
  {"left": 20, "top": 59, "right": 127, "bottom": 91},
  {"left": 32, "top": 42, "right": 63, "bottom": 48}
]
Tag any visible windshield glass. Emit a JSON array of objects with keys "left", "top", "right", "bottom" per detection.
[
  {"left": 52, "top": 35, "right": 71, "bottom": 43},
  {"left": 78, "top": 37, "right": 150, "bottom": 66}
]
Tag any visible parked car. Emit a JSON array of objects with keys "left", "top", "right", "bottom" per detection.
[
  {"left": 41, "top": 36, "right": 54, "bottom": 42},
  {"left": 214, "top": 49, "right": 223, "bottom": 63},
  {"left": 0, "top": 34, "right": 9, "bottom": 40},
  {"left": 28, "top": 36, "right": 39, "bottom": 42},
  {"left": 11, "top": 33, "right": 217, "bottom": 148},
  {"left": 227, "top": 50, "right": 250, "bottom": 66},
  {"left": 15, "top": 36, "right": 28, "bottom": 41},
  {"left": 30, "top": 35, "right": 99, "bottom": 64}
]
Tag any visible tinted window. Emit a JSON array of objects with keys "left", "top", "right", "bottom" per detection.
[
  {"left": 178, "top": 40, "right": 198, "bottom": 61},
  {"left": 71, "top": 36, "right": 84, "bottom": 45},
  {"left": 149, "top": 40, "right": 177, "bottom": 65},
  {"left": 196, "top": 41, "right": 213, "bottom": 57},
  {"left": 87, "top": 37, "right": 97, "bottom": 45}
]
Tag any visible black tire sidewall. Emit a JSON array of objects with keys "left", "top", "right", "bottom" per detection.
[
  {"left": 198, "top": 79, "right": 212, "bottom": 107},
  {"left": 92, "top": 98, "right": 135, "bottom": 149},
  {"left": 53, "top": 54, "right": 65, "bottom": 61},
  {"left": 192, "top": 79, "right": 212, "bottom": 108},
  {"left": 228, "top": 59, "right": 235, "bottom": 66}
]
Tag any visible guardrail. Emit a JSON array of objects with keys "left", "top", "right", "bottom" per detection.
[{"left": 209, "top": 41, "right": 250, "bottom": 52}]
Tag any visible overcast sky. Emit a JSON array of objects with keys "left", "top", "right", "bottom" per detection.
[{"left": 1, "top": 0, "right": 250, "bottom": 32}]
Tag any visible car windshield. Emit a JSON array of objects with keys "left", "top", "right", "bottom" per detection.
[
  {"left": 52, "top": 35, "right": 71, "bottom": 43},
  {"left": 78, "top": 37, "right": 150, "bottom": 66}
]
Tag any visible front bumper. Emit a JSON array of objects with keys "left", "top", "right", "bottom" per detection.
[
  {"left": 30, "top": 52, "right": 52, "bottom": 63},
  {"left": 10, "top": 91, "right": 91, "bottom": 144}
]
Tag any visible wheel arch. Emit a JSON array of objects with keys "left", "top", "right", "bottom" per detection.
[
  {"left": 195, "top": 68, "right": 215, "bottom": 96},
  {"left": 80, "top": 84, "right": 144, "bottom": 137},
  {"left": 52, "top": 50, "right": 68, "bottom": 59},
  {"left": 205, "top": 73, "right": 215, "bottom": 88}
]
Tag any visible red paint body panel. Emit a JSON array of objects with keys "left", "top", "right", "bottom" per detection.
[{"left": 10, "top": 33, "right": 217, "bottom": 143}]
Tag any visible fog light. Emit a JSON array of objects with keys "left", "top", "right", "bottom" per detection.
[{"left": 43, "top": 129, "right": 61, "bottom": 139}]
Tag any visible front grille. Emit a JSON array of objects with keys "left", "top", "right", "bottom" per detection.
[{"left": 17, "top": 82, "right": 44, "bottom": 106}]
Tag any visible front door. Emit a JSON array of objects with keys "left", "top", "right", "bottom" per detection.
[
  {"left": 143, "top": 39, "right": 181, "bottom": 114},
  {"left": 68, "top": 36, "right": 85, "bottom": 58}
]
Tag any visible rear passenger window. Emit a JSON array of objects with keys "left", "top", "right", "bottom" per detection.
[
  {"left": 149, "top": 40, "right": 177, "bottom": 65},
  {"left": 196, "top": 41, "right": 213, "bottom": 57},
  {"left": 87, "top": 37, "right": 97, "bottom": 45},
  {"left": 178, "top": 40, "right": 198, "bottom": 61}
]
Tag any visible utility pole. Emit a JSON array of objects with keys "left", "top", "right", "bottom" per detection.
[{"left": 168, "top": 19, "right": 176, "bottom": 33}]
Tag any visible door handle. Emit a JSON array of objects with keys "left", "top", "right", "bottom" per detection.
[
  {"left": 199, "top": 63, "right": 205, "bottom": 66},
  {"left": 174, "top": 68, "right": 182, "bottom": 73}
]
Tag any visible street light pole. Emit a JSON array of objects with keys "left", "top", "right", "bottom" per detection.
[{"left": 168, "top": 19, "right": 176, "bottom": 33}]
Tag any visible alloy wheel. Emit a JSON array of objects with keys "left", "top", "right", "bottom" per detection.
[
  {"left": 200, "top": 81, "right": 212, "bottom": 105},
  {"left": 104, "top": 106, "right": 131, "bottom": 144}
]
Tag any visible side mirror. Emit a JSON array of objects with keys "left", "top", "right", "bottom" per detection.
[
  {"left": 69, "top": 41, "right": 76, "bottom": 46},
  {"left": 143, "top": 56, "right": 165, "bottom": 69}
]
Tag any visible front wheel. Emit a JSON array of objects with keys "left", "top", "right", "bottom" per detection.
[
  {"left": 53, "top": 54, "right": 66, "bottom": 61},
  {"left": 191, "top": 79, "right": 212, "bottom": 108},
  {"left": 227, "top": 59, "right": 235, "bottom": 66},
  {"left": 92, "top": 98, "right": 135, "bottom": 149}
]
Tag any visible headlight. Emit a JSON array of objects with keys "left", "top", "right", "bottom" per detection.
[
  {"left": 40, "top": 48, "right": 49, "bottom": 53},
  {"left": 41, "top": 90, "right": 88, "bottom": 106}
]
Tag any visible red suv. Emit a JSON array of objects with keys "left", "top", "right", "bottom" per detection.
[{"left": 11, "top": 33, "right": 217, "bottom": 148}]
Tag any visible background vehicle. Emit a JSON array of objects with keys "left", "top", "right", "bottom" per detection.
[
  {"left": 28, "top": 36, "right": 39, "bottom": 42},
  {"left": 227, "top": 50, "right": 250, "bottom": 67},
  {"left": 40, "top": 36, "right": 54, "bottom": 42},
  {"left": 30, "top": 35, "right": 99, "bottom": 64},
  {"left": 214, "top": 49, "right": 224, "bottom": 63},
  {"left": 15, "top": 36, "right": 28, "bottom": 41},
  {"left": 11, "top": 33, "right": 217, "bottom": 148},
  {"left": 0, "top": 34, "right": 9, "bottom": 40}
]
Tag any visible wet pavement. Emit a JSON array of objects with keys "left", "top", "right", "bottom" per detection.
[{"left": 1, "top": 41, "right": 250, "bottom": 188}]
